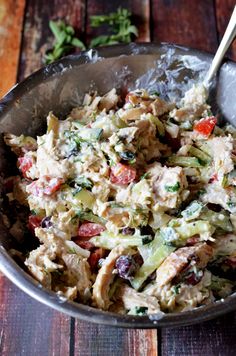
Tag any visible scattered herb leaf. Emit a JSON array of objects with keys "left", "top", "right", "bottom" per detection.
[
  {"left": 164, "top": 182, "right": 180, "bottom": 192},
  {"left": 140, "top": 172, "right": 150, "bottom": 180},
  {"left": 90, "top": 8, "right": 138, "bottom": 48},
  {"left": 44, "top": 20, "right": 86, "bottom": 63}
]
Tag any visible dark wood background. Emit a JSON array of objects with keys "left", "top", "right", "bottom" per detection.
[{"left": 0, "top": 1, "right": 236, "bottom": 355}]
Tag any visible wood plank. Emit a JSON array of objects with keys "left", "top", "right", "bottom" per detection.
[
  {"left": 215, "top": 0, "right": 236, "bottom": 61},
  {"left": 73, "top": 321, "right": 158, "bottom": 356},
  {"left": 151, "top": 0, "right": 218, "bottom": 53},
  {"left": 125, "top": 329, "right": 158, "bottom": 356},
  {"left": 0, "top": 276, "right": 71, "bottom": 356},
  {"left": 18, "top": 0, "right": 86, "bottom": 80},
  {"left": 161, "top": 312, "right": 236, "bottom": 356},
  {"left": 130, "top": 1, "right": 150, "bottom": 42},
  {"left": 0, "top": 0, "right": 26, "bottom": 98},
  {"left": 85, "top": 0, "right": 150, "bottom": 46}
]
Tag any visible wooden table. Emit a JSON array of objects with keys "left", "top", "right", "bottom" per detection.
[{"left": 0, "top": 1, "right": 236, "bottom": 355}]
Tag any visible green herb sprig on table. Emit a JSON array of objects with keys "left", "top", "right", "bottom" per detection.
[
  {"left": 44, "top": 20, "right": 86, "bottom": 64},
  {"left": 89, "top": 7, "right": 138, "bottom": 48},
  {"left": 44, "top": 8, "right": 138, "bottom": 64}
]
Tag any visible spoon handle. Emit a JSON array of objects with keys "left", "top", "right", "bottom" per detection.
[{"left": 204, "top": 5, "right": 236, "bottom": 86}]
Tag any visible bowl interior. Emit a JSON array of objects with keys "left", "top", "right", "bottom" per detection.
[{"left": 1, "top": 43, "right": 236, "bottom": 328}]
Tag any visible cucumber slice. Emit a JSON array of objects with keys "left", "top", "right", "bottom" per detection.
[
  {"left": 200, "top": 208, "right": 233, "bottom": 232},
  {"left": 74, "top": 189, "right": 95, "bottom": 209},
  {"left": 175, "top": 220, "right": 214, "bottom": 239},
  {"left": 181, "top": 201, "right": 204, "bottom": 221},
  {"left": 131, "top": 240, "right": 175, "bottom": 290},
  {"left": 188, "top": 146, "right": 211, "bottom": 165},
  {"left": 76, "top": 210, "right": 106, "bottom": 224},
  {"left": 77, "top": 128, "right": 103, "bottom": 142},
  {"left": 90, "top": 232, "right": 144, "bottom": 249},
  {"left": 148, "top": 114, "right": 165, "bottom": 137},
  {"left": 167, "top": 155, "right": 203, "bottom": 167}
]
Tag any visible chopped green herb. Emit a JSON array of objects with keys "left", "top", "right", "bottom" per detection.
[
  {"left": 68, "top": 248, "right": 77, "bottom": 254},
  {"left": 164, "top": 182, "right": 180, "bottom": 192},
  {"left": 173, "top": 284, "right": 181, "bottom": 295},
  {"left": 129, "top": 306, "right": 148, "bottom": 316},
  {"left": 75, "top": 176, "right": 93, "bottom": 190},
  {"left": 197, "top": 189, "right": 206, "bottom": 197},
  {"left": 149, "top": 91, "right": 160, "bottom": 96},
  {"left": 226, "top": 201, "right": 236, "bottom": 213},
  {"left": 140, "top": 172, "right": 150, "bottom": 180}
]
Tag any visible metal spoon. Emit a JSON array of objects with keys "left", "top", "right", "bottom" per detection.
[{"left": 204, "top": 5, "right": 236, "bottom": 87}]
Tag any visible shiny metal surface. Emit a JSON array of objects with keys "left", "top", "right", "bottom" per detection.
[{"left": 0, "top": 43, "right": 236, "bottom": 328}]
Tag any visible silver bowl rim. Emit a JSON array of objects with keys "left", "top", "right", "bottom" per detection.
[{"left": 1, "top": 42, "right": 236, "bottom": 328}]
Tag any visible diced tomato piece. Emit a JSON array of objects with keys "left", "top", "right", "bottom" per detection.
[
  {"left": 43, "top": 177, "right": 63, "bottom": 195},
  {"left": 28, "top": 215, "right": 42, "bottom": 234},
  {"left": 110, "top": 163, "right": 136, "bottom": 185},
  {"left": 88, "top": 248, "right": 105, "bottom": 271},
  {"left": 193, "top": 116, "right": 217, "bottom": 137},
  {"left": 78, "top": 222, "right": 105, "bottom": 238},
  {"left": 209, "top": 173, "right": 218, "bottom": 184},
  {"left": 27, "top": 176, "right": 63, "bottom": 197},
  {"left": 18, "top": 156, "right": 33, "bottom": 178}
]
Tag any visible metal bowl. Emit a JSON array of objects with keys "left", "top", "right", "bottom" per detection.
[{"left": 1, "top": 43, "right": 236, "bottom": 328}]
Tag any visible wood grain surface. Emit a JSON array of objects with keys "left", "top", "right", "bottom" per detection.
[
  {"left": 151, "top": 0, "right": 218, "bottom": 52},
  {"left": 1, "top": 1, "right": 236, "bottom": 355},
  {"left": 0, "top": 0, "right": 26, "bottom": 98},
  {"left": 0, "top": 276, "right": 71, "bottom": 356},
  {"left": 215, "top": 0, "right": 236, "bottom": 61}
]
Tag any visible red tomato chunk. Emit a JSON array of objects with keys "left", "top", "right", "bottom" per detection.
[
  {"left": 78, "top": 222, "right": 105, "bottom": 238},
  {"left": 18, "top": 156, "right": 33, "bottom": 178},
  {"left": 28, "top": 215, "right": 42, "bottom": 234},
  {"left": 28, "top": 176, "right": 63, "bottom": 196},
  {"left": 194, "top": 116, "right": 217, "bottom": 137},
  {"left": 110, "top": 163, "right": 136, "bottom": 185}
]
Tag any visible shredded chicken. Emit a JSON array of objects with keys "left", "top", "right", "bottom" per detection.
[
  {"left": 150, "top": 243, "right": 213, "bottom": 289},
  {"left": 92, "top": 246, "right": 130, "bottom": 310},
  {"left": 116, "top": 284, "right": 160, "bottom": 314}
]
